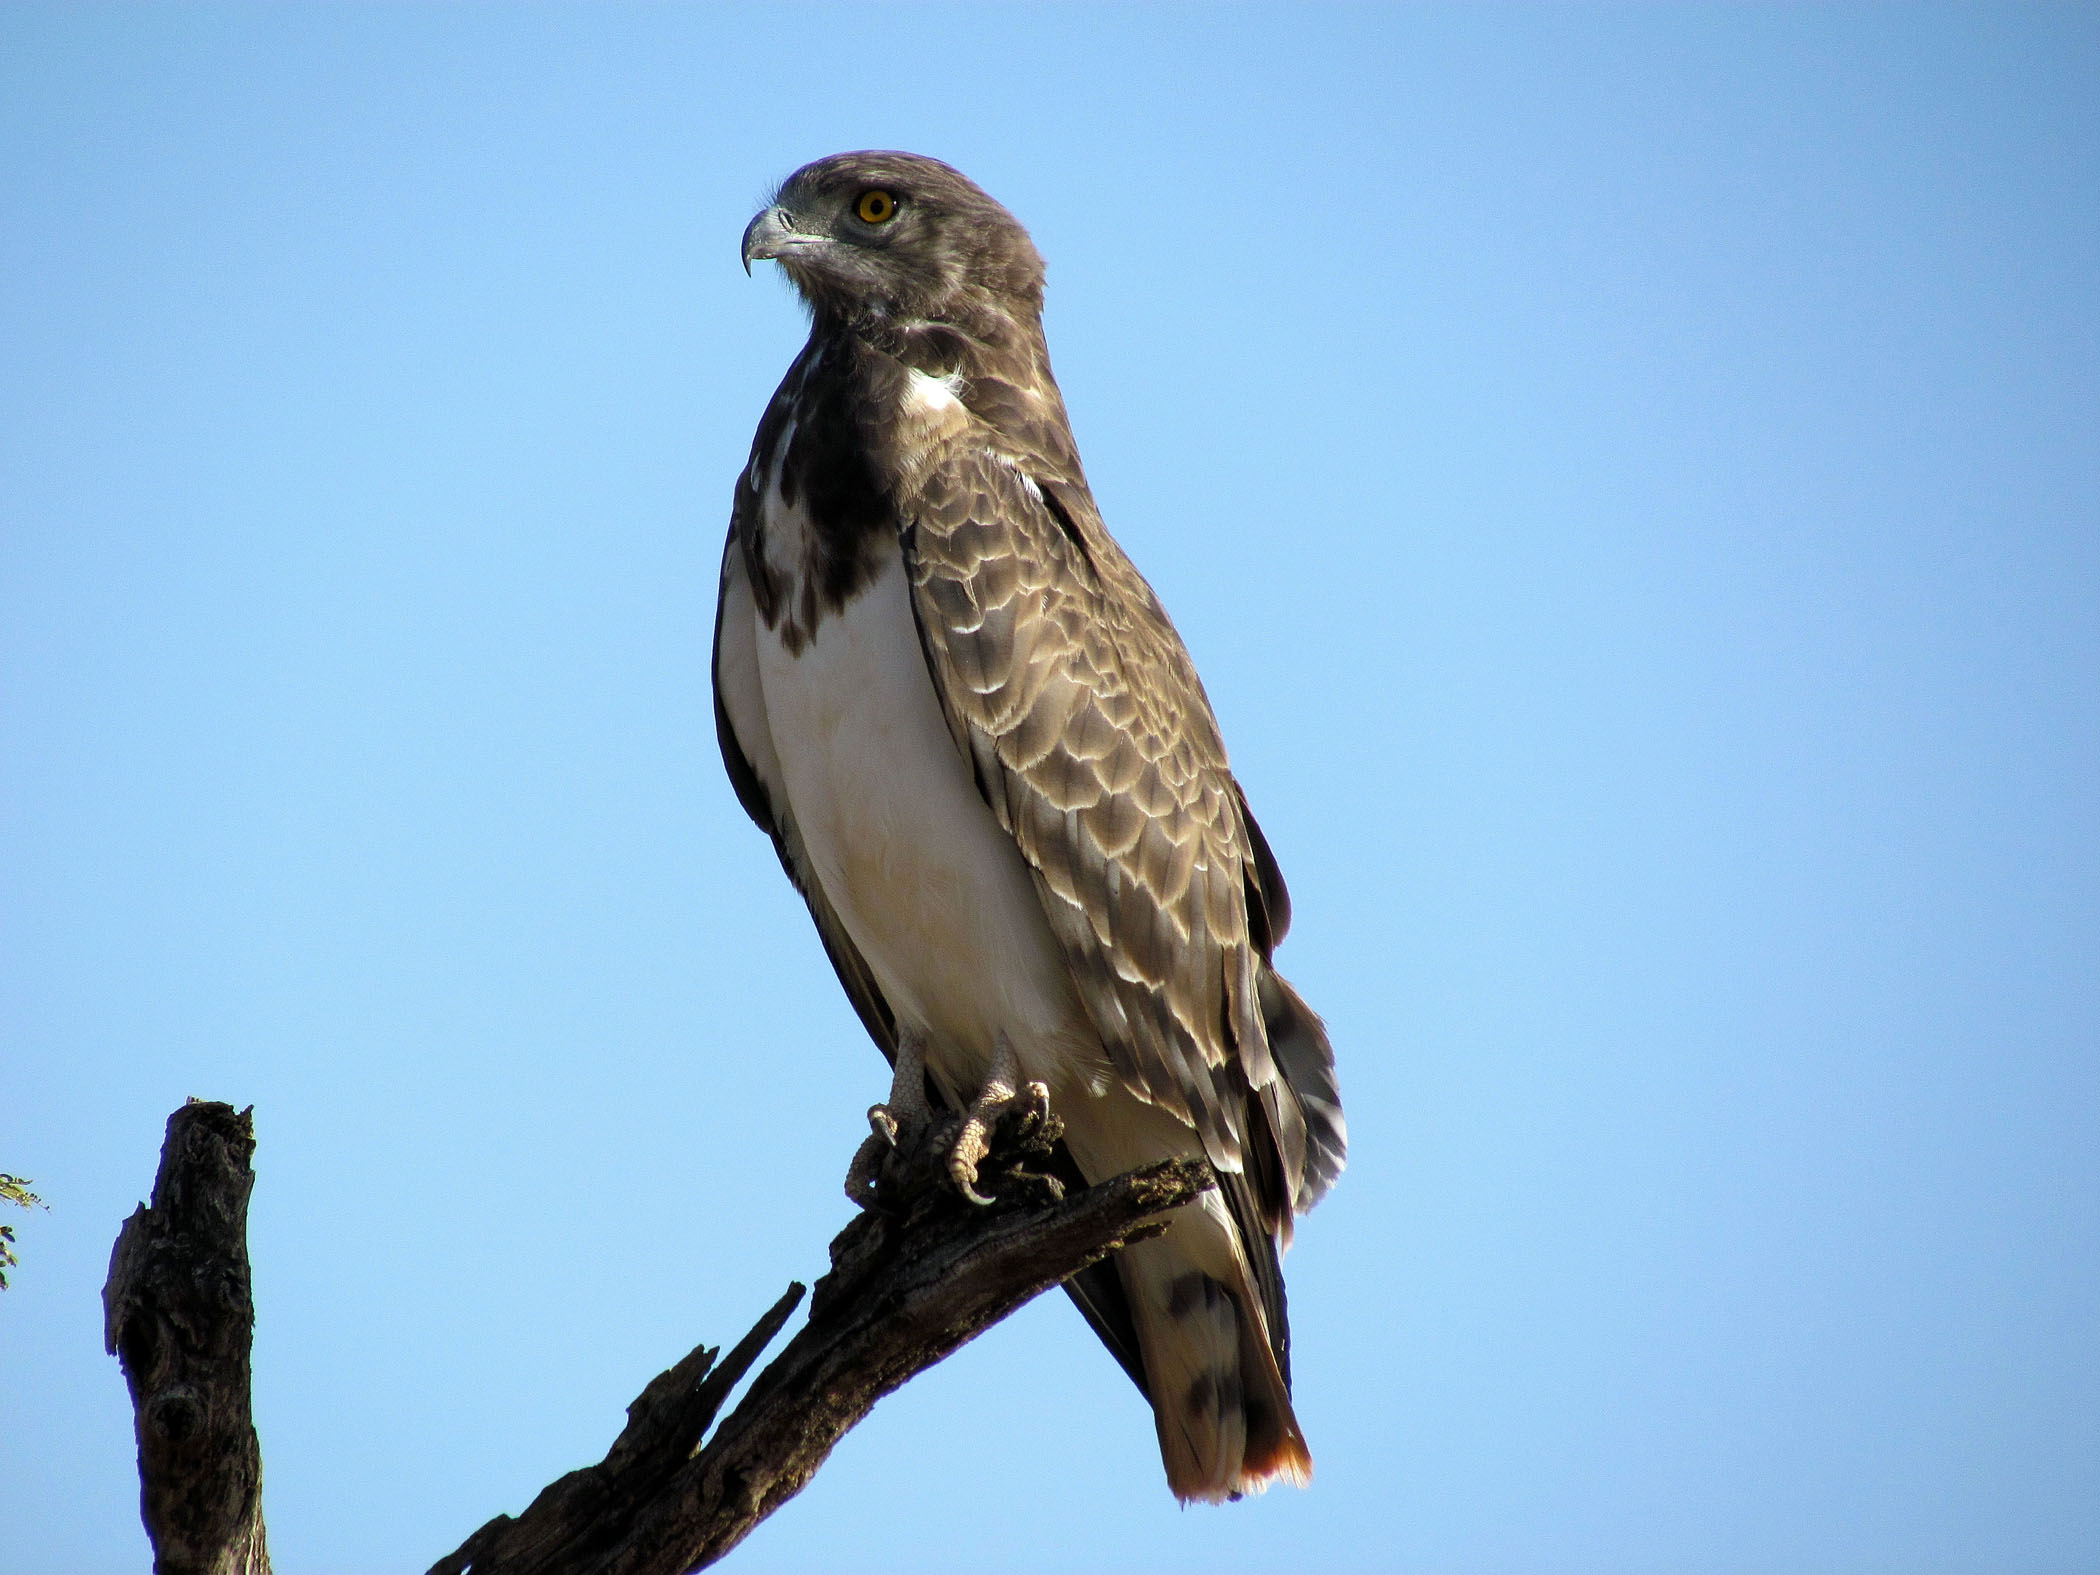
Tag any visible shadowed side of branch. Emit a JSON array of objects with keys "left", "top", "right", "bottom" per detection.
[
  {"left": 428, "top": 1282, "right": 810, "bottom": 1575},
  {"left": 624, "top": 1153, "right": 1213, "bottom": 1575},
  {"left": 435, "top": 1115, "right": 1214, "bottom": 1575},
  {"left": 103, "top": 1100, "right": 270, "bottom": 1575}
]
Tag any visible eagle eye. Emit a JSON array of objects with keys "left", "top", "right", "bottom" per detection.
[{"left": 855, "top": 189, "right": 898, "bottom": 225}]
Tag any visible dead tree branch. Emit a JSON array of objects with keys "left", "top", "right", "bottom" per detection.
[
  {"left": 108, "top": 1100, "right": 1212, "bottom": 1575},
  {"left": 103, "top": 1099, "right": 270, "bottom": 1575},
  {"left": 433, "top": 1110, "right": 1213, "bottom": 1573}
]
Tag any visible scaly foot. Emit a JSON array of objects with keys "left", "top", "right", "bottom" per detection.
[
  {"left": 945, "top": 1034, "right": 1051, "bottom": 1206},
  {"left": 844, "top": 1029, "right": 932, "bottom": 1208}
]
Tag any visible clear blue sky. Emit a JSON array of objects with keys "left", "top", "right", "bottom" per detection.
[{"left": 4, "top": 6, "right": 2095, "bottom": 1572}]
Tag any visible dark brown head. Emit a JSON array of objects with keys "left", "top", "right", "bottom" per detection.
[{"left": 741, "top": 152, "right": 1047, "bottom": 328}]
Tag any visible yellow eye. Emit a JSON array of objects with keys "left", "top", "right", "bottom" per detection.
[{"left": 856, "top": 188, "right": 897, "bottom": 224}]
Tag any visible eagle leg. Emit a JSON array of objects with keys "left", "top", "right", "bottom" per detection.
[
  {"left": 945, "top": 1033, "right": 1052, "bottom": 1206},
  {"left": 845, "top": 1028, "right": 932, "bottom": 1208}
]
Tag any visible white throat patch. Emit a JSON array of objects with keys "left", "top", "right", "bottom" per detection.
[{"left": 905, "top": 368, "right": 965, "bottom": 415}]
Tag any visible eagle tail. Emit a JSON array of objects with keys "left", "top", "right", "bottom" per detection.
[{"left": 1118, "top": 1201, "right": 1312, "bottom": 1503}]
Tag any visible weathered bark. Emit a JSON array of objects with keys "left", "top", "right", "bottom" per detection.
[
  {"left": 107, "top": 1100, "right": 1212, "bottom": 1575},
  {"left": 103, "top": 1099, "right": 270, "bottom": 1575},
  {"left": 427, "top": 1281, "right": 810, "bottom": 1575},
  {"left": 433, "top": 1114, "right": 1213, "bottom": 1574}
]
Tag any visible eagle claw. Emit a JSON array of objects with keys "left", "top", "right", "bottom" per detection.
[
  {"left": 844, "top": 1030, "right": 932, "bottom": 1208},
  {"left": 846, "top": 1031, "right": 1057, "bottom": 1209},
  {"left": 943, "top": 1037, "right": 1048, "bottom": 1206}
]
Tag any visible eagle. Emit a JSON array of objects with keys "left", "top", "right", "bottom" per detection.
[{"left": 713, "top": 151, "right": 1346, "bottom": 1503}]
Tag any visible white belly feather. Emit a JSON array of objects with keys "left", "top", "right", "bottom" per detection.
[{"left": 751, "top": 534, "right": 1108, "bottom": 1106}]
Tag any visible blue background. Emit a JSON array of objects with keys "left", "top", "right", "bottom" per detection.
[{"left": 4, "top": 6, "right": 2095, "bottom": 1572}]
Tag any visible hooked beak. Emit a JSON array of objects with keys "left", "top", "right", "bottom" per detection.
[{"left": 741, "top": 205, "right": 816, "bottom": 275}]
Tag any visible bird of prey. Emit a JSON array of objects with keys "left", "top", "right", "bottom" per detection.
[{"left": 714, "top": 151, "right": 1345, "bottom": 1503}]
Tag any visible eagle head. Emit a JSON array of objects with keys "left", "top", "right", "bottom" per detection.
[{"left": 741, "top": 152, "right": 1046, "bottom": 327}]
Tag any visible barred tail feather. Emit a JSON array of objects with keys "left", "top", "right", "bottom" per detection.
[{"left": 1119, "top": 1203, "right": 1312, "bottom": 1503}]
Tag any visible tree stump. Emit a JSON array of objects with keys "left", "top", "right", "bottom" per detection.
[{"left": 103, "top": 1100, "right": 270, "bottom": 1575}]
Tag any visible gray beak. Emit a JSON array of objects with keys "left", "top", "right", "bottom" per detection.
[{"left": 741, "top": 206, "right": 799, "bottom": 275}]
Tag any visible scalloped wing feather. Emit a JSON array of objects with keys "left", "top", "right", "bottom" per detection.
[{"left": 902, "top": 451, "right": 1274, "bottom": 1191}]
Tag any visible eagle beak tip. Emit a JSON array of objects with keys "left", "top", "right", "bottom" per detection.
[{"left": 741, "top": 205, "right": 796, "bottom": 276}]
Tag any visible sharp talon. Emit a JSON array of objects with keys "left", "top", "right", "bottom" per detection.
[
  {"left": 947, "top": 1116, "right": 990, "bottom": 1196},
  {"left": 949, "top": 1137, "right": 997, "bottom": 1206},
  {"left": 935, "top": 1035, "right": 1044, "bottom": 1204},
  {"left": 845, "top": 1029, "right": 934, "bottom": 1206},
  {"left": 851, "top": 1031, "right": 1058, "bottom": 1208}
]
